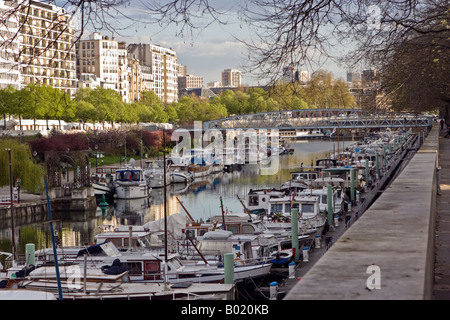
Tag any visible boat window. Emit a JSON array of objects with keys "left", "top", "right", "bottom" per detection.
[
  {"left": 321, "top": 195, "right": 327, "bottom": 203},
  {"left": 227, "top": 225, "right": 239, "bottom": 234},
  {"left": 125, "top": 262, "right": 142, "bottom": 276},
  {"left": 145, "top": 261, "right": 159, "bottom": 273},
  {"left": 242, "top": 224, "right": 256, "bottom": 234},
  {"left": 271, "top": 204, "right": 283, "bottom": 214},
  {"left": 169, "top": 257, "right": 183, "bottom": 270},
  {"left": 249, "top": 196, "right": 259, "bottom": 206},
  {"left": 301, "top": 203, "right": 315, "bottom": 213}
]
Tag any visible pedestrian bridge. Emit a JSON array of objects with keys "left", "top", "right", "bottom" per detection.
[{"left": 203, "top": 108, "right": 433, "bottom": 130}]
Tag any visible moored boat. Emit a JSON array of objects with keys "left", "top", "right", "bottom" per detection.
[{"left": 114, "top": 162, "right": 150, "bottom": 199}]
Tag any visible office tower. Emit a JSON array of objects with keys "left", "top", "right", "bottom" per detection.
[{"left": 221, "top": 68, "right": 241, "bottom": 87}]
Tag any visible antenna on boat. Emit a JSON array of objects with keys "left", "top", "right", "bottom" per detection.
[{"left": 236, "top": 194, "right": 252, "bottom": 219}]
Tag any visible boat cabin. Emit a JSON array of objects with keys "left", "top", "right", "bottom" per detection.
[
  {"left": 115, "top": 168, "right": 145, "bottom": 183},
  {"left": 197, "top": 230, "right": 260, "bottom": 264},
  {"left": 247, "top": 189, "right": 285, "bottom": 214},
  {"left": 208, "top": 213, "right": 268, "bottom": 235},
  {"left": 75, "top": 242, "right": 185, "bottom": 282},
  {"left": 268, "top": 195, "right": 320, "bottom": 219},
  {"left": 95, "top": 230, "right": 163, "bottom": 250}
]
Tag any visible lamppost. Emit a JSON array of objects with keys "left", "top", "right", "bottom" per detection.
[{"left": 95, "top": 144, "right": 98, "bottom": 170}]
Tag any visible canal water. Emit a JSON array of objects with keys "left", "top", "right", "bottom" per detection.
[{"left": 0, "top": 140, "right": 354, "bottom": 253}]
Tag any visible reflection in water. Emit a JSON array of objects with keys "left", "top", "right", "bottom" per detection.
[{"left": 3, "top": 140, "right": 354, "bottom": 251}]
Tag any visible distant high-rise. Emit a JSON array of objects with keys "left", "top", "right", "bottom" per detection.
[
  {"left": 221, "top": 69, "right": 241, "bottom": 87},
  {"left": 347, "top": 71, "right": 361, "bottom": 83},
  {"left": 178, "top": 74, "right": 203, "bottom": 91},
  {"left": 296, "top": 70, "right": 311, "bottom": 83},
  {"left": 362, "top": 68, "right": 378, "bottom": 84}
]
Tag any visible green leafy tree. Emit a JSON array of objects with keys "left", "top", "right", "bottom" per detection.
[{"left": 0, "top": 140, "right": 44, "bottom": 194}]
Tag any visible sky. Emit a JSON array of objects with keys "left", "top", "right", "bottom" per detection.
[{"left": 71, "top": 0, "right": 347, "bottom": 86}]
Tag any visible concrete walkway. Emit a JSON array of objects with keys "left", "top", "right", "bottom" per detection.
[{"left": 434, "top": 128, "right": 450, "bottom": 299}]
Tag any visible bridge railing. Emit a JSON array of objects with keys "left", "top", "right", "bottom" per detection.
[{"left": 204, "top": 109, "right": 433, "bottom": 130}]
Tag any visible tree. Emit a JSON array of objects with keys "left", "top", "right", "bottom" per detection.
[
  {"left": 75, "top": 87, "right": 125, "bottom": 127},
  {"left": 0, "top": 140, "right": 44, "bottom": 194},
  {"left": 380, "top": 18, "right": 450, "bottom": 114},
  {"left": 74, "top": 100, "right": 97, "bottom": 129}
]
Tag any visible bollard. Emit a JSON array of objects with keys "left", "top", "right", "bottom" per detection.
[
  {"left": 327, "top": 185, "right": 333, "bottom": 227},
  {"left": 334, "top": 215, "right": 339, "bottom": 227},
  {"left": 315, "top": 234, "right": 321, "bottom": 248},
  {"left": 270, "top": 282, "right": 278, "bottom": 300},
  {"left": 302, "top": 246, "right": 309, "bottom": 262},
  {"left": 289, "top": 262, "right": 296, "bottom": 279},
  {"left": 224, "top": 253, "right": 234, "bottom": 284},
  {"left": 25, "top": 243, "right": 35, "bottom": 266}
]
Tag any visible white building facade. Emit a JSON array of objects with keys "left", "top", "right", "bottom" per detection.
[{"left": 1, "top": 0, "right": 77, "bottom": 94}]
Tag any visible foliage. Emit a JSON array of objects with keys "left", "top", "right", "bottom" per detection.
[
  {"left": 0, "top": 139, "right": 44, "bottom": 193},
  {"left": 28, "top": 133, "right": 88, "bottom": 162}
]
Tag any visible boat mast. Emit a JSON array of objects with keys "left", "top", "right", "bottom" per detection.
[
  {"left": 163, "top": 128, "right": 169, "bottom": 289},
  {"left": 176, "top": 196, "right": 195, "bottom": 222},
  {"left": 163, "top": 129, "right": 168, "bottom": 263}
]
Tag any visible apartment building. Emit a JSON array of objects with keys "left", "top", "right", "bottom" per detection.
[
  {"left": 76, "top": 32, "right": 119, "bottom": 91},
  {"left": 117, "top": 41, "right": 129, "bottom": 102},
  {"left": 221, "top": 68, "right": 241, "bottom": 87},
  {"left": 2, "top": 0, "right": 77, "bottom": 94},
  {"left": 0, "top": 0, "right": 20, "bottom": 89},
  {"left": 128, "top": 43, "right": 178, "bottom": 104},
  {"left": 178, "top": 74, "right": 203, "bottom": 91}
]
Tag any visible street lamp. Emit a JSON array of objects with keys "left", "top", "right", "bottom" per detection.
[{"left": 95, "top": 144, "right": 98, "bottom": 169}]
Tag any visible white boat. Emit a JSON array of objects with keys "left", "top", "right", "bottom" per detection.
[
  {"left": 95, "top": 225, "right": 164, "bottom": 251},
  {"left": 206, "top": 212, "right": 297, "bottom": 261},
  {"left": 35, "top": 242, "right": 271, "bottom": 288},
  {"left": 247, "top": 189, "right": 286, "bottom": 215},
  {"left": 169, "top": 167, "right": 194, "bottom": 183},
  {"left": 92, "top": 166, "right": 119, "bottom": 195},
  {"left": 10, "top": 262, "right": 234, "bottom": 300},
  {"left": 143, "top": 159, "right": 170, "bottom": 188},
  {"left": 266, "top": 194, "right": 327, "bottom": 235},
  {"left": 114, "top": 163, "right": 150, "bottom": 199},
  {"left": 298, "top": 187, "right": 344, "bottom": 216}
]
